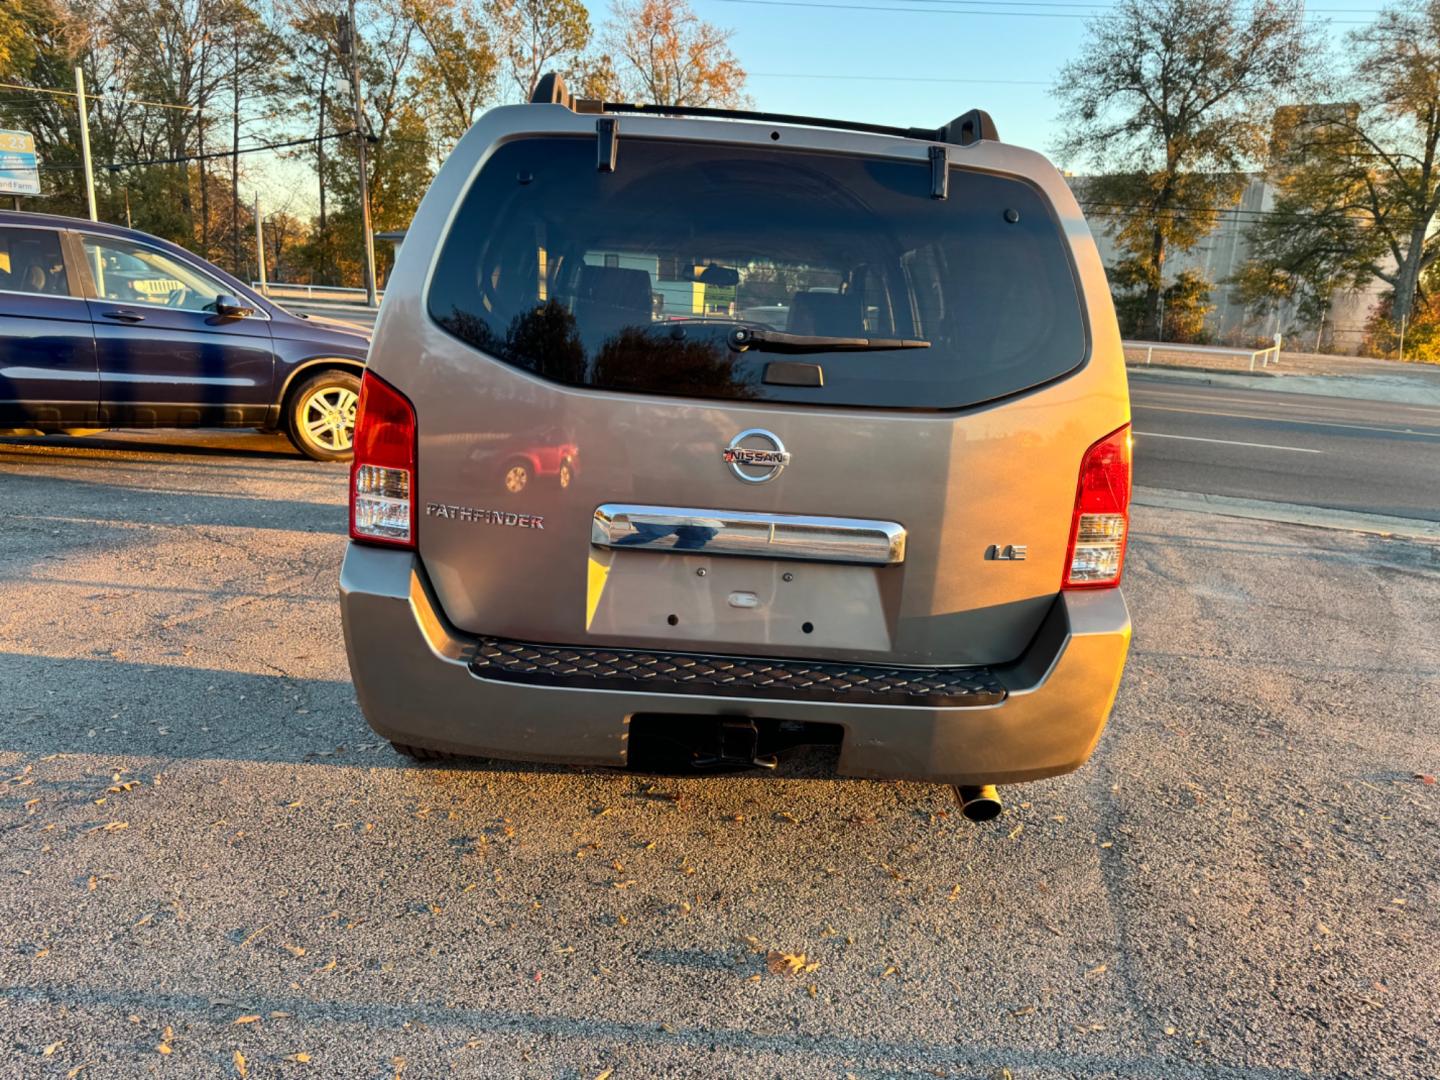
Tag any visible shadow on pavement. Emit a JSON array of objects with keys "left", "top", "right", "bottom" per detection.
[{"left": 1, "top": 430, "right": 308, "bottom": 461}]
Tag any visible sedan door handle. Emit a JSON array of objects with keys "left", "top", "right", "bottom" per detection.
[{"left": 101, "top": 309, "right": 145, "bottom": 323}]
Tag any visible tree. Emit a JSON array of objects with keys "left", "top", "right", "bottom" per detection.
[
  {"left": 1361, "top": 293, "right": 1440, "bottom": 360},
  {"left": 406, "top": 0, "right": 502, "bottom": 152},
  {"left": 1054, "top": 0, "right": 1313, "bottom": 339},
  {"left": 1236, "top": 1, "right": 1440, "bottom": 338},
  {"left": 492, "top": 0, "right": 591, "bottom": 102},
  {"left": 569, "top": 51, "right": 622, "bottom": 101},
  {"left": 0, "top": 0, "right": 90, "bottom": 214},
  {"left": 604, "top": 0, "right": 747, "bottom": 108}
]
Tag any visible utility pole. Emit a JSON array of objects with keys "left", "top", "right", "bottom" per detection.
[
  {"left": 340, "top": 2, "right": 378, "bottom": 306},
  {"left": 232, "top": 30, "right": 241, "bottom": 277},
  {"left": 74, "top": 65, "right": 97, "bottom": 221},
  {"left": 254, "top": 194, "right": 267, "bottom": 294}
]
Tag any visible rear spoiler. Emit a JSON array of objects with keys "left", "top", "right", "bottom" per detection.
[{"left": 528, "top": 72, "right": 999, "bottom": 148}]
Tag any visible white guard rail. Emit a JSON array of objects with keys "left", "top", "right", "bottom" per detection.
[
  {"left": 251, "top": 282, "right": 384, "bottom": 305},
  {"left": 1126, "top": 338, "right": 1282, "bottom": 372}
]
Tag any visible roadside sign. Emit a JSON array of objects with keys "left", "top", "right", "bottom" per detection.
[{"left": 0, "top": 129, "right": 41, "bottom": 196}]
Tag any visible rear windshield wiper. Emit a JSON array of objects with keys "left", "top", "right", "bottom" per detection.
[{"left": 727, "top": 327, "right": 930, "bottom": 354}]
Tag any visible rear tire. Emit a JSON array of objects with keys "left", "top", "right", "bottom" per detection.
[{"left": 286, "top": 369, "right": 361, "bottom": 462}]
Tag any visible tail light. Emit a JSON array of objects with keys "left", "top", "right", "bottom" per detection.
[
  {"left": 1062, "top": 423, "right": 1131, "bottom": 589},
  {"left": 349, "top": 371, "right": 416, "bottom": 549}
]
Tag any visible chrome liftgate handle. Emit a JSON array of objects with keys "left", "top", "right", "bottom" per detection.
[{"left": 590, "top": 504, "right": 907, "bottom": 566}]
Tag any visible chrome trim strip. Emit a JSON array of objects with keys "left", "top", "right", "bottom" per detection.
[{"left": 591, "top": 504, "right": 906, "bottom": 565}]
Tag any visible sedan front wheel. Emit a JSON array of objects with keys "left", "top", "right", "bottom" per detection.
[{"left": 287, "top": 369, "right": 361, "bottom": 462}]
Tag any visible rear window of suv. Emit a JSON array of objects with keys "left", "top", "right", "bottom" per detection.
[{"left": 427, "top": 135, "right": 1087, "bottom": 410}]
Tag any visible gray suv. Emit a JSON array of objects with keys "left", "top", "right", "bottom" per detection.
[{"left": 339, "top": 76, "right": 1132, "bottom": 819}]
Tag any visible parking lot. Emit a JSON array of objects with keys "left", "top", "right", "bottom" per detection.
[{"left": 1, "top": 430, "right": 1438, "bottom": 1079}]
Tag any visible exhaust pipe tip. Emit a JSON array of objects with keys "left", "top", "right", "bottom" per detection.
[{"left": 953, "top": 783, "right": 1002, "bottom": 823}]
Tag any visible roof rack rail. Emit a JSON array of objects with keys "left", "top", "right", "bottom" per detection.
[{"left": 527, "top": 72, "right": 999, "bottom": 147}]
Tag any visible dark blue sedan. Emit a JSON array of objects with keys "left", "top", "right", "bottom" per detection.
[{"left": 0, "top": 210, "right": 371, "bottom": 461}]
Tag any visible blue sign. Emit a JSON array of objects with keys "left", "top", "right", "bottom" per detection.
[{"left": 0, "top": 129, "right": 41, "bottom": 196}]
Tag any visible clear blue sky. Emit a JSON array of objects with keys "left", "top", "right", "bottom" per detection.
[{"left": 690, "top": 0, "right": 1394, "bottom": 169}]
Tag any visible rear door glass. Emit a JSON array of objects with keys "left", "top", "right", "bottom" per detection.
[
  {"left": 428, "top": 136, "right": 1087, "bottom": 410},
  {"left": 0, "top": 226, "right": 70, "bottom": 298}
]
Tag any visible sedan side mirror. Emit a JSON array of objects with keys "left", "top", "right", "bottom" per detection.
[{"left": 215, "top": 294, "right": 255, "bottom": 318}]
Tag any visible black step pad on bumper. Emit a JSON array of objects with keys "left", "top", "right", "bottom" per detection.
[{"left": 469, "top": 638, "right": 1006, "bottom": 707}]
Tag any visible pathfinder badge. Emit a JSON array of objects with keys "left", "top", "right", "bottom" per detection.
[{"left": 426, "top": 503, "right": 545, "bottom": 529}]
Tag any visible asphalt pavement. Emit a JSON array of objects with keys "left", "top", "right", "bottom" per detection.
[
  {"left": 0, "top": 430, "right": 1437, "bottom": 1078},
  {"left": 1131, "top": 374, "right": 1440, "bottom": 521}
]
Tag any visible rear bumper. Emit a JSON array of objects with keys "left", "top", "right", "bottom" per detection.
[{"left": 339, "top": 544, "right": 1131, "bottom": 786}]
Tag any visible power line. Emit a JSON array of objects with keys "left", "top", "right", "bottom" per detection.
[
  {"left": 0, "top": 80, "right": 197, "bottom": 113},
  {"left": 35, "top": 130, "right": 354, "bottom": 172}
]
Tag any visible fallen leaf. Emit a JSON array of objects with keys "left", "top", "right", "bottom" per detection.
[
  {"left": 880, "top": 965, "right": 898, "bottom": 979},
  {"left": 284, "top": 1052, "right": 312, "bottom": 1063},
  {"left": 282, "top": 944, "right": 306, "bottom": 957},
  {"left": 594, "top": 1071, "right": 614, "bottom": 1080},
  {"left": 43, "top": 1041, "right": 63, "bottom": 1056},
  {"left": 1415, "top": 774, "right": 1436, "bottom": 785},
  {"left": 766, "top": 950, "right": 807, "bottom": 977},
  {"left": 67, "top": 1063, "right": 94, "bottom": 1079},
  {"left": 1010, "top": 1005, "right": 1036, "bottom": 1018},
  {"left": 233, "top": 1015, "right": 261, "bottom": 1025},
  {"left": 234, "top": 1050, "right": 248, "bottom": 1077},
  {"left": 1086, "top": 963, "right": 1108, "bottom": 977}
]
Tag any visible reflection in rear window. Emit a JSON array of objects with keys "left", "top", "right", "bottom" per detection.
[{"left": 427, "top": 136, "right": 1087, "bottom": 409}]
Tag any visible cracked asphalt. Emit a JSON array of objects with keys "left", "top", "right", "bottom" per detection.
[{"left": 0, "top": 430, "right": 1437, "bottom": 1080}]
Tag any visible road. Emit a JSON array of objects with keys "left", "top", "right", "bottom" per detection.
[
  {"left": 1131, "top": 374, "right": 1440, "bottom": 520},
  {"left": 0, "top": 431, "right": 1437, "bottom": 1078}
]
